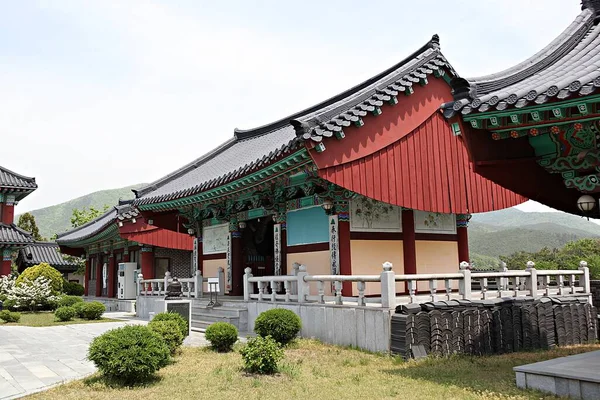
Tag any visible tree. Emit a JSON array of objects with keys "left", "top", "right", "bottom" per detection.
[
  {"left": 17, "top": 213, "right": 44, "bottom": 241},
  {"left": 70, "top": 205, "right": 110, "bottom": 228}
]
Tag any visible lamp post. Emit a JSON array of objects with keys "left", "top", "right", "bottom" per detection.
[{"left": 577, "top": 194, "right": 596, "bottom": 220}]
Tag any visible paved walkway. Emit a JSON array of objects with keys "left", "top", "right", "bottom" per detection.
[{"left": 0, "top": 313, "right": 208, "bottom": 399}]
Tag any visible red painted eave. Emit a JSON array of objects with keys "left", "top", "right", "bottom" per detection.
[{"left": 119, "top": 219, "right": 192, "bottom": 251}]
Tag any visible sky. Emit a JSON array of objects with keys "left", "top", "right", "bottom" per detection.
[{"left": 1, "top": 0, "right": 583, "bottom": 213}]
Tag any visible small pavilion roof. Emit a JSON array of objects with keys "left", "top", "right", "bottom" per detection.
[
  {"left": 445, "top": 1, "right": 600, "bottom": 116},
  {"left": 0, "top": 166, "right": 37, "bottom": 201},
  {"left": 0, "top": 223, "right": 34, "bottom": 248},
  {"left": 16, "top": 242, "right": 79, "bottom": 271},
  {"left": 134, "top": 35, "right": 456, "bottom": 207}
]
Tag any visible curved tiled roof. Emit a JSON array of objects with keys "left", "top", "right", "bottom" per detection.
[
  {"left": 17, "top": 242, "right": 79, "bottom": 270},
  {"left": 0, "top": 166, "right": 37, "bottom": 201},
  {"left": 292, "top": 36, "right": 456, "bottom": 141},
  {"left": 134, "top": 35, "right": 456, "bottom": 207},
  {"left": 0, "top": 223, "right": 34, "bottom": 247},
  {"left": 447, "top": 3, "right": 600, "bottom": 116},
  {"left": 55, "top": 208, "right": 117, "bottom": 244}
]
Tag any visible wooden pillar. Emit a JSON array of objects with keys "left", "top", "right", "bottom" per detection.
[
  {"left": 228, "top": 218, "right": 243, "bottom": 296},
  {"left": 1, "top": 195, "right": 15, "bottom": 224},
  {"left": 195, "top": 236, "right": 203, "bottom": 273},
  {"left": 274, "top": 209, "right": 287, "bottom": 276},
  {"left": 402, "top": 209, "right": 416, "bottom": 274},
  {"left": 1, "top": 249, "right": 12, "bottom": 276},
  {"left": 107, "top": 253, "right": 116, "bottom": 298},
  {"left": 123, "top": 248, "right": 130, "bottom": 263},
  {"left": 95, "top": 254, "right": 103, "bottom": 297},
  {"left": 337, "top": 204, "right": 352, "bottom": 296},
  {"left": 84, "top": 256, "right": 91, "bottom": 296},
  {"left": 141, "top": 247, "right": 154, "bottom": 279},
  {"left": 456, "top": 214, "right": 471, "bottom": 265}
]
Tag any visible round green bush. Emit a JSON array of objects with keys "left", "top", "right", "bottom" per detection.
[
  {"left": 58, "top": 295, "right": 83, "bottom": 308},
  {"left": 81, "top": 301, "right": 106, "bottom": 320},
  {"left": 72, "top": 301, "right": 85, "bottom": 318},
  {"left": 0, "top": 310, "right": 21, "bottom": 323},
  {"left": 205, "top": 322, "right": 238, "bottom": 352},
  {"left": 88, "top": 325, "right": 170, "bottom": 383},
  {"left": 254, "top": 308, "right": 301, "bottom": 345},
  {"left": 151, "top": 312, "right": 188, "bottom": 337},
  {"left": 63, "top": 281, "right": 85, "bottom": 296},
  {"left": 16, "top": 263, "right": 63, "bottom": 295},
  {"left": 55, "top": 306, "right": 76, "bottom": 322},
  {"left": 240, "top": 336, "right": 283, "bottom": 374},
  {"left": 148, "top": 320, "right": 184, "bottom": 355}
]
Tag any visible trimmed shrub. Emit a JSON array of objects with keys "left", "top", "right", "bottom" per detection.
[
  {"left": 55, "top": 306, "right": 76, "bottom": 322},
  {"left": 16, "top": 263, "right": 63, "bottom": 295},
  {"left": 254, "top": 309, "right": 301, "bottom": 345},
  {"left": 151, "top": 312, "right": 188, "bottom": 337},
  {"left": 58, "top": 295, "right": 84, "bottom": 308},
  {"left": 88, "top": 325, "right": 170, "bottom": 383},
  {"left": 2, "top": 298, "right": 19, "bottom": 311},
  {"left": 0, "top": 310, "right": 21, "bottom": 323},
  {"left": 205, "top": 322, "right": 238, "bottom": 352},
  {"left": 148, "top": 320, "right": 184, "bottom": 354},
  {"left": 81, "top": 301, "right": 106, "bottom": 320},
  {"left": 72, "top": 301, "right": 85, "bottom": 318},
  {"left": 63, "top": 281, "right": 84, "bottom": 296},
  {"left": 240, "top": 336, "right": 283, "bottom": 374}
]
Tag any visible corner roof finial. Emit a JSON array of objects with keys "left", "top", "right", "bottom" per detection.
[
  {"left": 431, "top": 34, "right": 440, "bottom": 49},
  {"left": 582, "top": 0, "right": 600, "bottom": 21}
]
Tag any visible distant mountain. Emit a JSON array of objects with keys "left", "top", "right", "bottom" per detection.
[
  {"left": 469, "top": 207, "right": 600, "bottom": 262},
  {"left": 19, "top": 184, "right": 146, "bottom": 239}
]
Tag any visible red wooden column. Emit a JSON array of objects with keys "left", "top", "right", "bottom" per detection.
[
  {"left": 229, "top": 219, "right": 243, "bottom": 296},
  {"left": 123, "top": 248, "right": 130, "bottom": 263},
  {"left": 456, "top": 214, "right": 471, "bottom": 265},
  {"left": 338, "top": 205, "right": 352, "bottom": 296},
  {"left": 107, "top": 253, "right": 116, "bottom": 298},
  {"left": 95, "top": 254, "right": 103, "bottom": 297},
  {"left": 84, "top": 256, "right": 91, "bottom": 296},
  {"left": 195, "top": 236, "right": 203, "bottom": 273},
  {"left": 402, "top": 209, "right": 417, "bottom": 274},
  {"left": 1, "top": 198, "right": 15, "bottom": 224},
  {"left": 140, "top": 247, "right": 154, "bottom": 279},
  {"left": 1, "top": 249, "right": 12, "bottom": 276}
]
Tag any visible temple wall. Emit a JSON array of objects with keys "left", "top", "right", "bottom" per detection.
[
  {"left": 415, "top": 240, "right": 459, "bottom": 291},
  {"left": 203, "top": 257, "right": 226, "bottom": 292},
  {"left": 287, "top": 250, "right": 332, "bottom": 295},
  {"left": 350, "top": 240, "right": 405, "bottom": 295},
  {"left": 154, "top": 248, "right": 192, "bottom": 278}
]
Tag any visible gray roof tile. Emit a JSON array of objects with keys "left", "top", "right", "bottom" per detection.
[
  {"left": 55, "top": 208, "right": 117, "bottom": 244},
  {"left": 0, "top": 224, "right": 34, "bottom": 247},
  {"left": 17, "top": 242, "right": 79, "bottom": 270},
  {"left": 447, "top": 6, "right": 600, "bottom": 116},
  {"left": 0, "top": 166, "right": 37, "bottom": 199}
]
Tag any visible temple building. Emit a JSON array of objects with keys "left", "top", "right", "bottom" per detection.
[
  {"left": 443, "top": 0, "right": 600, "bottom": 217},
  {"left": 15, "top": 242, "right": 81, "bottom": 283},
  {"left": 0, "top": 166, "right": 37, "bottom": 276},
  {"left": 56, "top": 201, "right": 193, "bottom": 297},
  {"left": 131, "top": 35, "right": 525, "bottom": 297}
]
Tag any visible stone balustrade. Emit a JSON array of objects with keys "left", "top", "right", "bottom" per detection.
[{"left": 138, "top": 268, "right": 225, "bottom": 298}]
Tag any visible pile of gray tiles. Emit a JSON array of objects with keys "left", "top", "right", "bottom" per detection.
[{"left": 391, "top": 297, "right": 598, "bottom": 359}]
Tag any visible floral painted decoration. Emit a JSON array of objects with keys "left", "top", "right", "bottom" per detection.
[
  {"left": 491, "top": 133, "right": 501, "bottom": 140},
  {"left": 550, "top": 126, "right": 560, "bottom": 135},
  {"left": 510, "top": 130, "right": 519, "bottom": 138},
  {"left": 530, "top": 128, "right": 540, "bottom": 136},
  {"left": 574, "top": 122, "right": 583, "bottom": 132}
]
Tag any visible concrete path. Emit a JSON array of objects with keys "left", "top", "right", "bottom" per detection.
[{"left": 0, "top": 313, "right": 208, "bottom": 399}]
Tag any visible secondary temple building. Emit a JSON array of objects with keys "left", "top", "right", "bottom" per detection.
[
  {"left": 443, "top": 0, "right": 600, "bottom": 217},
  {"left": 56, "top": 201, "right": 193, "bottom": 298},
  {"left": 0, "top": 166, "right": 37, "bottom": 276},
  {"left": 131, "top": 36, "right": 525, "bottom": 297}
]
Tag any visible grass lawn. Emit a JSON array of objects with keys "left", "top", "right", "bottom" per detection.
[
  {"left": 0, "top": 312, "right": 119, "bottom": 327},
  {"left": 26, "top": 339, "right": 600, "bottom": 400}
]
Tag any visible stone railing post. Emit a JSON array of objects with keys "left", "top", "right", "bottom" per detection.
[
  {"left": 460, "top": 268, "right": 472, "bottom": 300},
  {"left": 194, "top": 270, "right": 203, "bottom": 298},
  {"left": 525, "top": 261, "right": 537, "bottom": 297},
  {"left": 291, "top": 262, "right": 300, "bottom": 295},
  {"left": 297, "top": 264, "right": 309, "bottom": 303},
  {"left": 579, "top": 260, "right": 591, "bottom": 304},
  {"left": 217, "top": 267, "right": 225, "bottom": 295},
  {"left": 381, "top": 262, "right": 396, "bottom": 309},
  {"left": 243, "top": 267, "right": 253, "bottom": 301},
  {"left": 458, "top": 262, "right": 470, "bottom": 298},
  {"left": 499, "top": 261, "right": 508, "bottom": 291},
  {"left": 137, "top": 273, "right": 144, "bottom": 296},
  {"left": 164, "top": 271, "right": 171, "bottom": 295}
]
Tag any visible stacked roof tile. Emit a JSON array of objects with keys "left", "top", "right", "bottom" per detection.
[
  {"left": 0, "top": 224, "right": 34, "bottom": 248},
  {"left": 16, "top": 242, "right": 79, "bottom": 271},
  {"left": 445, "top": 3, "right": 600, "bottom": 117},
  {"left": 55, "top": 208, "right": 117, "bottom": 244}
]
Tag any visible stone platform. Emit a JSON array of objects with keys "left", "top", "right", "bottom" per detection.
[{"left": 514, "top": 350, "right": 600, "bottom": 399}]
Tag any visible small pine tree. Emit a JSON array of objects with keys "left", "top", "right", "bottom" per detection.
[{"left": 17, "top": 213, "right": 44, "bottom": 241}]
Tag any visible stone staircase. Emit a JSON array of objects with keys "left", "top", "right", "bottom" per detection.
[{"left": 190, "top": 300, "right": 248, "bottom": 332}]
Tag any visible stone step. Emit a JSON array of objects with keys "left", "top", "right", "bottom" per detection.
[
  {"left": 191, "top": 306, "right": 244, "bottom": 317},
  {"left": 191, "top": 313, "right": 239, "bottom": 323}
]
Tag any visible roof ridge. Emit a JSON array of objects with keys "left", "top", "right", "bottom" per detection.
[
  {"left": 0, "top": 166, "right": 36, "bottom": 184},
  {"left": 233, "top": 35, "right": 443, "bottom": 140}
]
